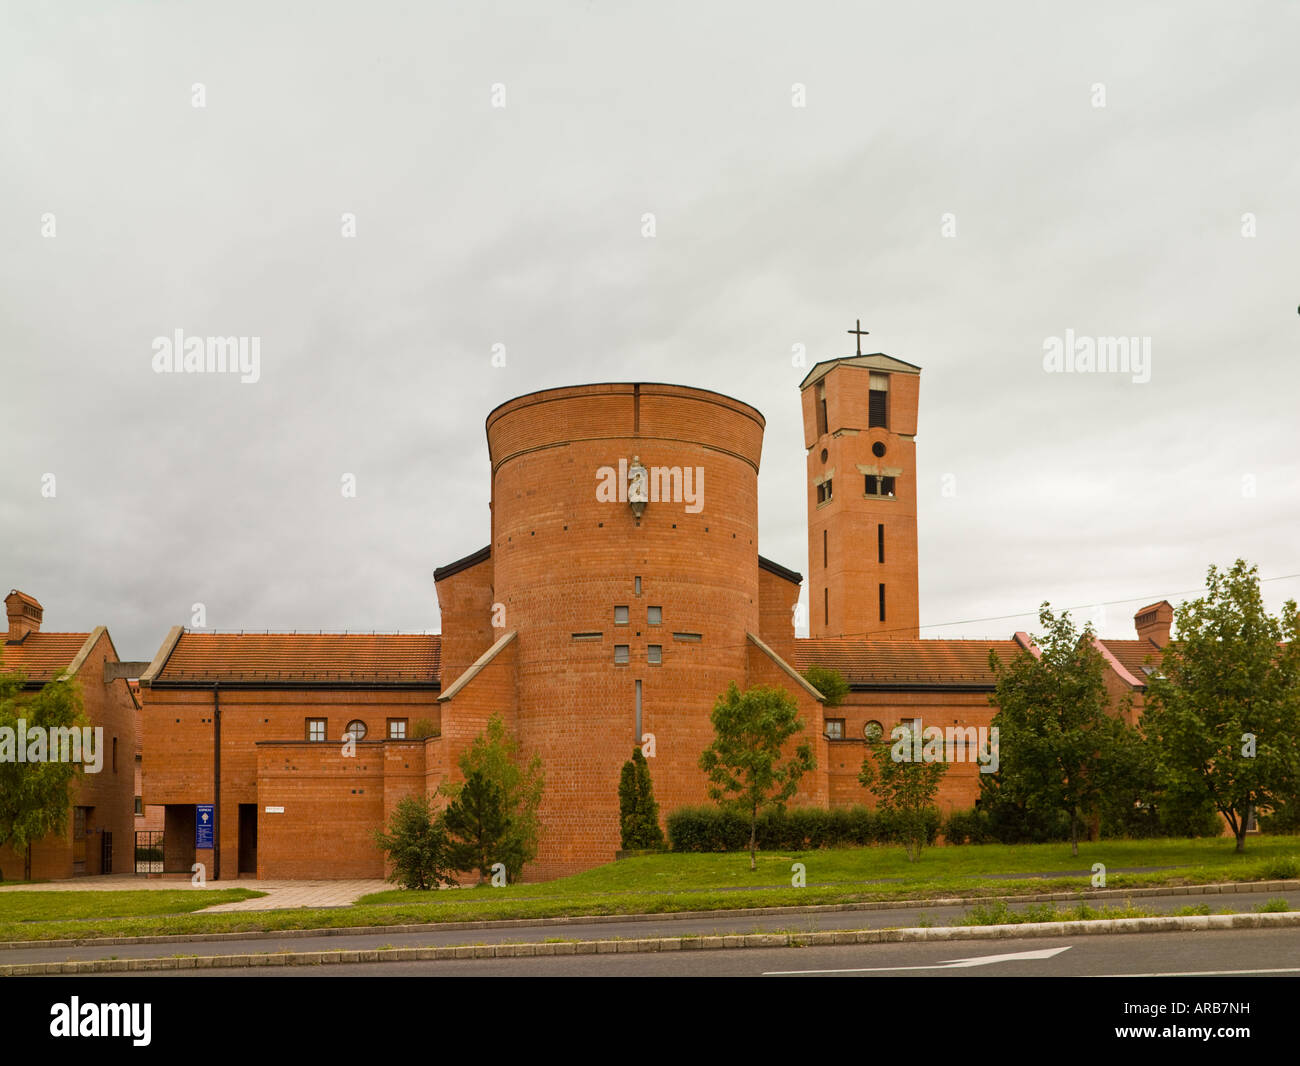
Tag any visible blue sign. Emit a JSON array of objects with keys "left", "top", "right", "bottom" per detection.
[{"left": 196, "top": 805, "right": 214, "bottom": 849}]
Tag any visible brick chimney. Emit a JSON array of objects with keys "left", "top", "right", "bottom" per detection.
[
  {"left": 5, "top": 590, "right": 43, "bottom": 642},
  {"left": 1133, "top": 600, "right": 1173, "bottom": 647}
]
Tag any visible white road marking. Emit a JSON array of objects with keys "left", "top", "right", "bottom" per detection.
[{"left": 763, "top": 945, "right": 1072, "bottom": 975}]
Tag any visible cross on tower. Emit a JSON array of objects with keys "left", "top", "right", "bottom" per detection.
[{"left": 847, "top": 318, "right": 869, "bottom": 356}]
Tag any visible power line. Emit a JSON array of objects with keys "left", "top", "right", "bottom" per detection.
[
  {"left": 904, "top": 571, "right": 1300, "bottom": 635},
  {"left": 793, "top": 570, "right": 1300, "bottom": 641}
]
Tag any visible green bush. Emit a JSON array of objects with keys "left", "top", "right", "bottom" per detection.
[
  {"left": 942, "top": 808, "right": 995, "bottom": 845},
  {"left": 1259, "top": 800, "right": 1300, "bottom": 835},
  {"left": 372, "top": 794, "right": 457, "bottom": 890},
  {"left": 1097, "top": 796, "right": 1224, "bottom": 840},
  {"left": 666, "top": 806, "right": 751, "bottom": 852},
  {"left": 666, "top": 805, "right": 882, "bottom": 852},
  {"left": 874, "top": 807, "right": 941, "bottom": 847},
  {"left": 974, "top": 796, "right": 1072, "bottom": 844},
  {"left": 618, "top": 748, "right": 666, "bottom": 851},
  {"left": 800, "top": 666, "right": 849, "bottom": 707}
]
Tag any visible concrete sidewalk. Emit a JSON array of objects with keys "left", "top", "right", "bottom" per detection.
[{"left": 0, "top": 874, "right": 388, "bottom": 910}]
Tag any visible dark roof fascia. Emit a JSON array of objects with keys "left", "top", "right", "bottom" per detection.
[
  {"left": 847, "top": 681, "right": 997, "bottom": 693},
  {"left": 758, "top": 555, "right": 803, "bottom": 585},
  {"left": 148, "top": 680, "right": 440, "bottom": 691},
  {"left": 433, "top": 545, "right": 491, "bottom": 582}
]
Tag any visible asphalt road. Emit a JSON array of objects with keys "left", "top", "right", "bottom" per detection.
[
  {"left": 9, "top": 887, "right": 1300, "bottom": 968},
  {"left": 108, "top": 926, "right": 1300, "bottom": 977}
]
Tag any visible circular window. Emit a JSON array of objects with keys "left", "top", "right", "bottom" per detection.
[
  {"left": 345, "top": 719, "right": 368, "bottom": 741},
  {"left": 820, "top": 448, "right": 828, "bottom": 463},
  {"left": 871, "top": 441, "right": 886, "bottom": 458},
  {"left": 863, "top": 720, "right": 884, "bottom": 743}
]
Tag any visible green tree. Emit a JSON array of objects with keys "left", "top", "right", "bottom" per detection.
[
  {"left": 800, "top": 665, "right": 848, "bottom": 708},
  {"left": 370, "top": 794, "right": 457, "bottom": 890},
  {"left": 1141, "top": 560, "right": 1300, "bottom": 852},
  {"left": 443, "top": 769, "right": 512, "bottom": 883},
  {"left": 441, "top": 714, "right": 544, "bottom": 881},
  {"left": 986, "top": 605, "right": 1140, "bottom": 856},
  {"left": 698, "top": 683, "right": 816, "bottom": 871},
  {"left": 618, "top": 746, "right": 665, "bottom": 851},
  {"left": 0, "top": 663, "right": 88, "bottom": 878},
  {"left": 858, "top": 724, "right": 946, "bottom": 861}
]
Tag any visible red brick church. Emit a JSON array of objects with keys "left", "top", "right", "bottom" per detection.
[{"left": 138, "top": 353, "right": 1173, "bottom": 880}]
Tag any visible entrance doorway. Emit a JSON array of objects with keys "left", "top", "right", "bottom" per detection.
[
  {"left": 72, "top": 807, "right": 90, "bottom": 874},
  {"left": 238, "top": 804, "right": 258, "bottom": 875}
]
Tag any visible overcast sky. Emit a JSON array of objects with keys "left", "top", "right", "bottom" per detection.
[{"left": 2, "top": 2, "right": 1297, "bottom": 661}]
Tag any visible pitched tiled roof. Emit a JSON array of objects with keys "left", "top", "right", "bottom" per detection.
[
  {"left": 794, "top": 638, "right": 1024, "bottom": 687},
  {"left": 1098, "top": 639, "right": 1164, "bottom": 681},
  {"left": 151, "top": 632, "right": 441, "bottom": 685},
  {"left": 0, "top": 632, "right": 93, "bottom": 683}
]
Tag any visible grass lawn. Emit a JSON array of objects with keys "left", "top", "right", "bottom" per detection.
[
  {"left": 0, "top": 889, "right": 265, "bottom": 924},
  {"left": 358, "top": 836, "right": 1300, "bottom": 903},
  {"left": 0, "top": 838, "right": 1295, "bottom": 944}
]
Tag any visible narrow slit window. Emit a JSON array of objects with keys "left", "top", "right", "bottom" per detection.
[
  {"left": 877, "top": 523, "right": 885, "bottom": 563},
  {"left": 878, "top": 583, "right": 886, "bottom": 623}
]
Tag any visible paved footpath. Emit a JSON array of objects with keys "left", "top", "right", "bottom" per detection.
[{"left": 0, "top": 874, "right": 388, "bottom": 910}]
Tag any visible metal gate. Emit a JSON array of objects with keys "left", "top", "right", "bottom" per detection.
[
  {"left": 135, "top": 830, "right": 164, "bottom": 874},
  {"left": 101, "top": 831, "right": 112, "bottom": 874}
]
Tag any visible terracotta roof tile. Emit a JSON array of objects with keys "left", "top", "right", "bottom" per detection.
[
  {"left": 794, "top": 638, "right": 1023, "bottom": 686},
  {"left": 0, "top": 632, "right": 92, "bottom": 683},
  {"left": 1098, "top": 639, "right": 1163, "bottom": 680},
  {"left": 153, "top": 632, "right": 441, "bottom": 685}
]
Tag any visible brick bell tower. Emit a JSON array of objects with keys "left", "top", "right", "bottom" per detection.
[{"left": 799, "top": 325, "right": 921, "bottom": 639}]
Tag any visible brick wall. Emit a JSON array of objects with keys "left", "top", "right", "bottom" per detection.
[
  {"left": 822, "top": 690, "right": 997, "bottom": 810},
  {"left": 0, "top": 631, "right": 136, "bottom": 879},
  {"left": 757, "top": 565, "right": 799, "bottom": 662},
  {"left": 435, "top": 555, "right": 496, "bottom": 695},
  {"left": 744, "top": 637, "right": 829, "bottom": 808},
  {"left": 484, "top": 383, "right": 766, "bottom": 879},
  {"left": 804, "top": 363, "right": 921, "bottom": 640},
  {"left": 142, "top": 686, "right": 438, "bottom": 879}
]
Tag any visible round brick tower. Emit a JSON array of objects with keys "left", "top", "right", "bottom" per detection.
[{"left": 485, "top": 383, "right": 766, "bottom": 877}]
